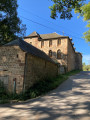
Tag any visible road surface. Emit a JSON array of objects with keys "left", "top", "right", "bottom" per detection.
[{"left": 0, "top": 71, "right": 90, "bottom": 120}]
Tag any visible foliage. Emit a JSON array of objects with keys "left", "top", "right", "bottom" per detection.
[
  {"left": 0, "top": 81, "right": 9, "bottom": 104},
  {"left": 0, "top": 0, "right": 26, "bottom": 45},
  {"left": 0, "top": 70, "right": 81, "bottom": 104},
  {"left": 81, "top": 2, "right": 90, "bottom": 42},
  {"left": 83, "top": 62, "right": 90, "bottom": 71},
  {"left": 49, "top": 0, "right": 90, "bottom": 42},
  {"left": 49, "top": 0, "right": 85, "bottom": 19}
]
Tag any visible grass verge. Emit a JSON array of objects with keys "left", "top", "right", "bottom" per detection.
[{"left": 0, "top": 70, "right": 81, "bottom": 104}]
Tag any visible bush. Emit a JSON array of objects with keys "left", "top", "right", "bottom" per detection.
[{"left": 0, "top": 81, "right": 9, "bottom": 104}]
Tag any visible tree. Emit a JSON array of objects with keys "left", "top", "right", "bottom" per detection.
[
  {"left": 0, "top": 0, "right": 26, "bottom": 45},
  {"left": 49, "top": 0, "right": 90, "bottom": 42},
  {"left": 80, "top": 2, "right": 90, "bottom": 42},
  {"left": 49, "top": 0, "right": 85, "bottom": 19},
  {"left": 83, "top": 62, "right": 90, "bottom": 71}
]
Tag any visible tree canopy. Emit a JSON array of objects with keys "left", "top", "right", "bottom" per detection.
[
  {"left": 83, "top": 63, "right": 90, "bottom": 71},
  {"left": 81, "top": 2, "right": 90, "bottom": 42},
  {"left": 49, "top": 0, "right": 90, "bottom": 42},
  {"left": 0, "top": 0, "right": 26, "bottom": 45}
]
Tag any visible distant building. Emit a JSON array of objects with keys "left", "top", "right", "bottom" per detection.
[{"left": 24, "top": 31, "right": 82, "bottom": 72}]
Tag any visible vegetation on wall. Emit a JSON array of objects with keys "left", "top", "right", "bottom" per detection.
[{"left": 83, "top": 63, "right": 90, "bottom": 71}]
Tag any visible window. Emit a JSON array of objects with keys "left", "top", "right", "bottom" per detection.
[
  {"left": 57, "top": 49, "right": 61, "bottom": 59},
  {"left": 57, "top": 39, "right": 61, "bottom": 46},
  {"left": 49, "top": 50, "right": 52, "bottom": 57},
  {"left": 17, "top": 54, "right": 18, "bottom": 58},
  {"left": 30, "top": 42, "right": 32, "bottom": 44},
  {"left": 49, "top": 40, "right": 52, "bottom": 47},
  {"left": 41, "top": 41, "right": 44, "bottom": 48}
]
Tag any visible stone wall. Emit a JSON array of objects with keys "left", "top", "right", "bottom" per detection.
[
  {"left": 0, "top": 45, "right": 58, "bottom": 93},
  {"left": 67, "top": 39, "right": 76, "bottom": 72},
  {"left": 24, "top": 37, "right": 82, "bottom": 73},
  {"left": 75, "top": 53, "right": 82, "bottom": 70},
  {"left": 24, "top": 37, "right": 68, "bottom": 67},
  {"left": 24, "top": 53, "right": 58, "bottom": 90},
  {"left": 0, "top": 46, "right": 25, "bottom": 93}
]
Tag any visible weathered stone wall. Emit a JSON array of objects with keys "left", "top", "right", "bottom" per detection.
[
  {"left": 0, "top": 46, "right": 25, "bottom": 93},
  {"left": 24, "top": 37, "right": 39, "bottom": 48},
  {"left": 24, "top": 37, "right": 82, "bottom": 73},
  {"left": 24, "top": 37, "right": 68, "bottom": 68},
  {"left": 24, "top": 53, "right": 58, "bottom": 90},
  {"left": 67, "top": 39, "right": 76, "bottom": 72},
  {"left": 75, "top": 53, "right": 82, "bottom": 70}
]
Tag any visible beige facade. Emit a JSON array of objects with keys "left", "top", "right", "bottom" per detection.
[
  {"left": 24, "top": 31, "right": 82, "bottom": 72},
  {"left": 24, "top": 37, "right": 68, "bottom": 65}
]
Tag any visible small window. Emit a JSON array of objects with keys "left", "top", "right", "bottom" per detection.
[
  {"left": 57, "top": 49, "right": 61, "bottom": 59},
  {"left": 41, "top": 41, "right": 44, "bottom": 48},
  {"left": 57, "top": 39, "right": 61, "bottom": 46},
  {"left": 49, "top": 50, "right": 52, "bottom": 57},
  {"left": 49, "top": 40, "right": 52, "bottom": 47},
  {"left": 30, "top": 42, "right": 32, "bottom": 44},
  {"left": 17, "top": 54, "right": 18, "bottom": 58}
]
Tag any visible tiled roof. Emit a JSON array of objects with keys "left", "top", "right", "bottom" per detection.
[
  {"left": 24, "top": 31, "right": 68, "bottom": 40},
  {"left": 25, "top": 31, "right": 39, "bottom": 37},
  {"left": 4, "top": 39, "right": 56, "bottom": 64},
  {"left": 39, "top": 32, "right": 62, "bottom": 39}
]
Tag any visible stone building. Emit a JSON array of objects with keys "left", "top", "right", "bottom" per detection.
[
  {"left": 24, "top": 31, "right": 82, "bottom": 72},
  {"left": 0, "top": 40, "right": 58, "bottom": 93}
]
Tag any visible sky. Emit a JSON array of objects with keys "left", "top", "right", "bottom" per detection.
[{"left": 18, "top": 0, "right": 90, "bottom": 65}]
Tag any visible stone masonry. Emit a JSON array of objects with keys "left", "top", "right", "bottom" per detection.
[
  {"left": 24, "top": 31, "right": 82, "bottom": 72},
  {"left": 0, "top": 46, "right": 25, "bottom": 93},
  {"left": 0, "top": 40, "right": 58, "bottom": 93}
]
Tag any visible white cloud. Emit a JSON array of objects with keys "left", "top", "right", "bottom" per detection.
[{"left": 83, "top": 54, "right": 90, "bottom": 65}]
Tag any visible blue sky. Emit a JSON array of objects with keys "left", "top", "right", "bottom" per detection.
[{"left": 18, "top": 0, "right": 90, "bottom": 65}]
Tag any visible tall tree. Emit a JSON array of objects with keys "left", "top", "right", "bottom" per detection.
[
  {"left": 80, "top": 2, "right": 90, "bottom": 42},
  {"left": 0, "top": 0, "right": 26, "bottom": 45},
  {"left": 49, "top": 0, "right": 90, "bottom": 42}
]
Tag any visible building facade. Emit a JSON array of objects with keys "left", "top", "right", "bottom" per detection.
[
  {"left": 0, "top": 40, "right": 58, "bottom": 93},
  {"left": 24, "top": 31, "right": 82, "bottom": 72}
]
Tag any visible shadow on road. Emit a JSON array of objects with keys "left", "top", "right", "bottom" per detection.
[{"left": 0, "top": 71, "right": 90, "bottom": 120}]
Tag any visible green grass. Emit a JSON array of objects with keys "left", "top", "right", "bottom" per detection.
[{"left": 0, "top": 70, "right": 81, "bottom": 104}]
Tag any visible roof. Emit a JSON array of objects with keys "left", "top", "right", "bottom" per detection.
[
  {"left": 4, "top": 39, "right": 56, "bottom": 64},
  {"left": 39, "top": 32, "right": 62, "bottom": 39},
  {"left": 24, "top": 31, "right": 69, "bottom": 40},
  {"left": 4, "top": 39, "right": 19, "bottom": 46},
  {"left": 25, "top": 31, "right": 40, "bottom": 38}
]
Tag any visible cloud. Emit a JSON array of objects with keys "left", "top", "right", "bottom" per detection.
[{"left": 83, "top": 54, "right": 90, "bottom": 65}]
